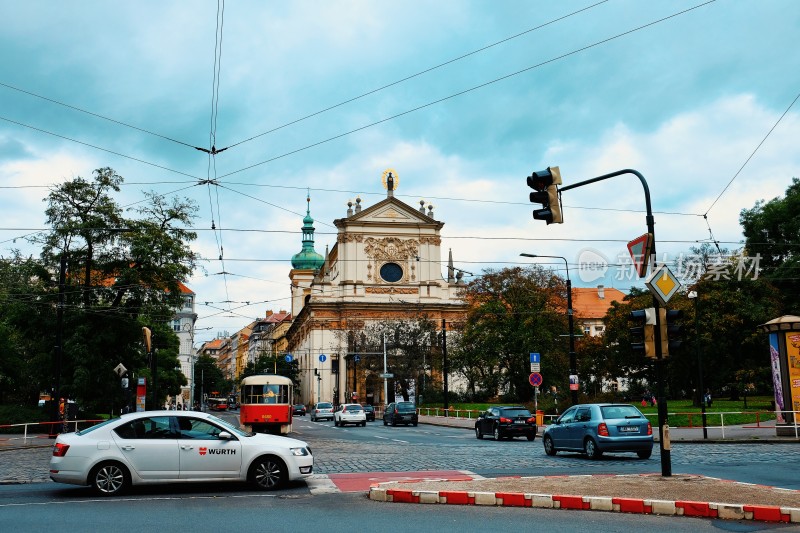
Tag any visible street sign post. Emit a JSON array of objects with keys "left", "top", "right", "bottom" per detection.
[{"left": 529, "top": 372, "right": 543, "bottom": 387}]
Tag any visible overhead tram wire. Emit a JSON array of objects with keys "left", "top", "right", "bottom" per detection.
[
  {"left": 700, "top": 88, "right": 800, "bottom": 254},
  {"left": 0, "top": 116, "right": 202, "bottom": 180},
  {"left": 216, "top": 0, "right": 717, "bottom": 180},
  {"left": 201, "top": 0, "right": 232, "bottom": 316},
  {"left": 221, "top": 0, "right": 609, "bottom": 151},
  {"left": 0, "top": 80, "right": 197, "bottom": 150},
  {"left": 704, "top": 88, "right": 800, "bottom": 216}
]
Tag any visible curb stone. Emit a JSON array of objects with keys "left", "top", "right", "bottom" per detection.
[{"left": 368, "top": 475, "right": 800, "bottom": 524}]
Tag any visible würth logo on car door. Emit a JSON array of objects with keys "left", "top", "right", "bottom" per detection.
[{"left": 199, "top": 447, "right": 207, "bottom": 455}]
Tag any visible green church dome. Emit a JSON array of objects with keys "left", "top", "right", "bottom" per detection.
[{"left": 291, "top": 196, "right": 325, "bottom": 270}]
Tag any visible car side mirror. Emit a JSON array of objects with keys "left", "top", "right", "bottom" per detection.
[
  {"left": 218, "top": 431, "right": 232, "bottom": 440},
  {"left": 552, "top": 419, "right": 561, "bottom": 425}
]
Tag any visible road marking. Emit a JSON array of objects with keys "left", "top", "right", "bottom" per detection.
[
  {"left": 307, "top": 474, "right": 339, "bottom": 495},
  {"left": 390, "top": 438, "right": 409, "bottom": 443}
]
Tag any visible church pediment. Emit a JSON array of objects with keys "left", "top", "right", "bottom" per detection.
[{"left": 345, "top": 197, "right": 437, "bottom": 225}]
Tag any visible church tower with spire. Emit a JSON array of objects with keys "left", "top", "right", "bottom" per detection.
[{"left": 289, "top": 195, "right": 326, "bottom": 318}]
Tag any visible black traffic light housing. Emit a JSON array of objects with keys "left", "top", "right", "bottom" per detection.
[
  {"left": 527, "top": 166, "right": 563, "bottom": 224},
  {"left": 630, "top": 308, "right": 656, "bottom": 358},
  {"left": 660, "top": 309, "right": 684, "bottom": 356}
]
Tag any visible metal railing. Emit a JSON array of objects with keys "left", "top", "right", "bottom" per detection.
[
  {"left": 416, "top": 407, "right": 800, "bottom": 439},
  {"left": 0, "top": 419, "right": 103, "bottom": 446}
]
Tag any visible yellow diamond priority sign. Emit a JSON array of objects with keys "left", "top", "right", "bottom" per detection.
[{"left": 645, "top": 263, "right": 681, "bottom": 306}]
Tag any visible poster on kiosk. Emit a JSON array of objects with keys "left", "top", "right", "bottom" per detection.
[{"left": 761, "top": 315, "right": 800, "bottom": 435}]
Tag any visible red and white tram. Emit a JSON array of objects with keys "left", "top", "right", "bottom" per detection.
[{"left": 239, "top": 374, "right": 293, "bottom": 435}]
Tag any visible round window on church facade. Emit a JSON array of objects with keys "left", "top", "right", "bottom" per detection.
[{"left": 380, "top": 262, "right": 403, "bottom": 283}]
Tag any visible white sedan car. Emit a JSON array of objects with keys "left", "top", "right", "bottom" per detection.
[
  {"left": 49, "top": 410, "right": 313, "bottom": 496},
  {"left": 333, "top": 403, "right": 367, "bottom": 427}
]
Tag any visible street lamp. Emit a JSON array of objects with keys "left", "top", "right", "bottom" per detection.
[
  {"left": 687, "top": 290, "right": 708, "bottom": 439},
  {"left": 520, "top": 253, "right": 578, "bottom": 405}
]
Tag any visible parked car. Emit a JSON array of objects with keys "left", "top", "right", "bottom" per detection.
[
  {"left": 542, "top": 403, "right": 653, "bottom": 459},
  {"left": 362, "top": 404, "right": 375, "bottom": 422},
  {"left": 383, "top": 401, "right": 418, "bottom": 427},
  {"left": 292, "top": 404, "right": 307, "bottom": 416},
  {"left": 333, "top": 403, "right": 367, "bottom": 427},
  {"left": 474, "top": 406, "right": 537, "bottom": 441},
  {"left": 49, "top": 410, "right": 313, "bottom": 496},
  {"left": 310, "top": 402, "right": 334, "bottom": 422}
]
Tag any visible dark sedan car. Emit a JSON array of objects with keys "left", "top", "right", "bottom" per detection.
[
  {"left": 542, "top": 403, "right": 653, "bottom": 459},
  {"left": 292, "top": 404, "right": 307, "bottom": 416},
  {"left": 383, "top": 401, "right": 418, "bottom": 426},
  {"left": 475, "top": 406, "right": 537, "bottom": 441},
  {"left": 363, "top": 404, "right": 375, "bottom": 422}
]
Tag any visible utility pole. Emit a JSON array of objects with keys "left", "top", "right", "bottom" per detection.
[
  {"left": 442, "top": 319, "right": 449, "bottom": 416},
  {"left": 383, "top": 333, "right": 388, "bottom": 406}
]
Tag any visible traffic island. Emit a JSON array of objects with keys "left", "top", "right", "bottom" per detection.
[{"left": 367, "top": 474, "right": 800, "bottom": 524}]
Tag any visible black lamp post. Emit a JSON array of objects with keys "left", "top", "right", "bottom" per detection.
[
  {"left": 688, "top": 290, "right": 708, "bottom": 439},
  {"left": 520, "top": 253, "right": 578, "bottom": 405}
]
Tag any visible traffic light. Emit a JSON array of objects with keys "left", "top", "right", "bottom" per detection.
[
  {"left": 630, "top": 308, "right": 656, "bottom": 358},
  {"left": 141, "top": 327, "right": 152, "bottom": 353},
  {"left": 527, "top": 166, "right": 563, "bottom": 224},
  {"left": 660, "top": 308, "right": 684, "bottom": 356}
]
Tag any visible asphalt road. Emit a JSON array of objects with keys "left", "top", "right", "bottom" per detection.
[{"left": 1, "top": 413, "right": 798, "bottom": 532}]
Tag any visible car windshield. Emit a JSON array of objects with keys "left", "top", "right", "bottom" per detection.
[
  {"left": 601, "top": 405, "right": 643, "bottom": 420},
  {"left": 317, "top": 403, "right": 332, "bottom": 409},
  {"left": 205, "top": 414, "right": 250, "bottom": 437},
  {"left": 501, "top": 408, "right": 531, "bottom": 417},
  {"left": 76, "top": 417, "right": 120, "bottom": 436}
]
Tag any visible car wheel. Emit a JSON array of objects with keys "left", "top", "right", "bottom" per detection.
[
  {"left": 526, "top": 434, "right": 535, "bottom": 441},
  {"left": 90, "top": 461, "right": 130, "bottom": 496},
  {"left": 391, "top": 419, "right": 397, "bottom": 427},
  {"left": 493, "top": 425, "right": 502, "bottom": 441},
  {"left": 334, "top": 419, "right": 339, "bottom": 427},
  {"left": 543, "top": 435, "right": 556, "bottom": 455},
  {"left": 475, "top": 425, "right": 483, "bottom": 439},
  {"left": 412, "top": 422, "right": 418, "bottom": 427},
  {"left": 584, "top": 438, "right": 602, "bottom": 459},
  {"left": 383, "top": 418, "right": 387, "bottom": 426},
  {"left": 249, "top": 455, "right": 287, "bottom": 490},
  {"left": 637, "top": 449, "right": 652, "bottom": 459}
]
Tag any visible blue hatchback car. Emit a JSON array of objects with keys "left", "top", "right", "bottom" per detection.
[{"left": 542, "top": 403, "right": 653, "bottom": 459}]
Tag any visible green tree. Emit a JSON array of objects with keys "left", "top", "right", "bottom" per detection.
[
  {"left": 21, "top": 168, "right": 198, "bottom": 413},
  {"left": 239, "top": 352, "right": 300, "bottom": 386},
  {"left": 450, "top": 266, "right": 570, "bottom": 403},
  {"left": 193, "top": 354, "right": 228, "bottom": 405},
  {"left": 740, "top": 177, "right": 800, "bottom": 314},
  {"left": 0, "top": 254, "right": 55, "bottom": 405}
]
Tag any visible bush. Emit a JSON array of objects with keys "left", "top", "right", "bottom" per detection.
[{"left": 0, "top": 404, "right": 44, "bottom": 434}]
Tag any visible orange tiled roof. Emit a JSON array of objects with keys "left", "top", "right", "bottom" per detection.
[{"left": 572, "top": 287, "right": 626, "bottom": 319}]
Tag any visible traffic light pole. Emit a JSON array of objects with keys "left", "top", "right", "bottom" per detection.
[{"left": 561, "top": 169, "right": 671, "bottom": 477}]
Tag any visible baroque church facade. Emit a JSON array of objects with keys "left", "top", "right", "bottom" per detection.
[{"left": 285, "top": 172, "right": 466, "bottom": 406}]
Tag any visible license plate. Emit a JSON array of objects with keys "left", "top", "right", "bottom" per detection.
[
  {"left": 619, "top": 426, "right": 639, "bottom": 432},
  {"left": 514, "top": 420, "right": 526, "bottom": 425}
]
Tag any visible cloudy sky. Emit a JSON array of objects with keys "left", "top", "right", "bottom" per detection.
[{"left": 2, "top": 0, "right": 799, "bottom": 344}]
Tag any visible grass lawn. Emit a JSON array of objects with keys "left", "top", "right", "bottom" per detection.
[{"left": 419, "top": 396, "right": 778, "bottom": 427}]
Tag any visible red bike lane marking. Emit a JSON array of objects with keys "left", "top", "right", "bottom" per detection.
[{"left": 327, "top": 470, "right": 474, "bottom": 492}]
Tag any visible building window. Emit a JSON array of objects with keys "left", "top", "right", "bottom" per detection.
[
  {"left": 595, "top": 326, "right": 605, "bottom": 334},
  {"left": 172, "top": 319, "right": 181, "bottom": 332},
  {"left": 379, "top": 262, "right": 403, "bottom": 283},
  {"left": 583, "top": 326, "right": 591, "bottom": 336}
]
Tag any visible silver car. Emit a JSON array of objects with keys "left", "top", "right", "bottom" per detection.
[
  {"left": 49, "top": 410, "right": 313, "bottom": 496},
  {"left": 310, "top": 402, "right": 334, "bottom": 422}
]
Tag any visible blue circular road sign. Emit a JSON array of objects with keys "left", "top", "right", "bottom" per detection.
[
  {"left": 354, "top": 355, "right": 361, "bottom": 363},
  {"left": 285, "top": 353, "right": 293, "bottom": 362},
  {"left": 319, "top": 354, "right": 327, "bottom": 363}
]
